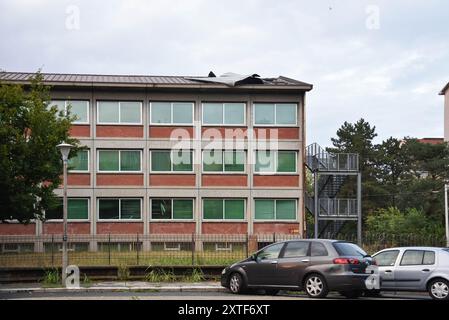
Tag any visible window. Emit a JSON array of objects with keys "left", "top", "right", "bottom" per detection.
[
  {"left": 97, "top": 101, "right": 141, "bottom": 124},
  {"left": 45, "top": 198, "right": 89, "bottom": 220},
  {"left": 98, "top": 150, "right": 141, "bottom": 172},
  {"left": 374, "top": 250, "right": 399, "bottom": 267},
  {"left": 1, "top": 243, "right": 34, "bottom": 253},
  {"left": 44, "top": 243, "right": 88, "bottom": 253},
  {"left": 255, "top": 151, "right": 296, "bottom": 173},
  {"left": 283, "top": 241, "right": 310, "bottom": 258},
  {"left": 203, "top": 150, "right": 245, "bottom": 172},
  {"left": 254, "top": 199, "right": 296, "bottom": 220},
  {"left": 254, "top": 103, "right": 297, "bottom": 126},
  {"left": 151, "top": 242, "right": 191, "bottom": 251},
  {"left": 98, "top": 242, "right": 140, "bottom": 252},
  {"left": 257, "top": 243, "right": 284, "bottom": 260},
  {"left": 400, "top": 250, "right": 435, "bottom": 266},
  {"left": 151, "top": 199, "right": 194, "bottom": 220},
  {"left": 68, "top": 150, "right": 89, "bottom": 172},
  {"left": 202, "top": 103, "right": 245, "bottom": 125},
  {"left": 332, "top": 242, "right": 367, "bottom": 258},
  {"left": 98, "top": 198, "right": 141, "bottom": 220},
  {"left": 203, "top": 199, "right": 245, "bottom": 220},
  {"left": 150, "top": 102, "right": 193, "bottom": 125},
  {"left": 150, "top": 150, "right": 193, "bottom": 172},
  {"left": 50, "top": 100, "right": 89, "bottom": 124},
  {"left": 311, "top": 242, "right": 329, "bottom": 256}
]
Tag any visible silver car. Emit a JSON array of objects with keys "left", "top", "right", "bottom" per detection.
[{"left": 372, "top": 247, "right": 449, "bottom": 300}]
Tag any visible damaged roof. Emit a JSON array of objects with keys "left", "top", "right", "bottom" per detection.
[{"left": 0, "top": 71, "right": 313, "bottom": 91}]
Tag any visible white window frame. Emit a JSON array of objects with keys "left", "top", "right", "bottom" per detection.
[
  {"left": 150, "top": 198, "right": 195, "bottom": 221},
  {"left": 96, "top": 101, "right": 143, "bottom": 125},
  {"left": 68, "top": 149, "right": 90, "bottom": 173},
  {"left": 253, "top": 103, "right": 298, "bottom": 127},
  {"left": 254, "top": 199, "right": 298, "bottom": 222},
  {"left": 97, "top": 198, "right": 143, "bottom": 221},
  {"left": 254, "top": 150, "right": 297, "bottom": 174},
  {"left": 201, "top": 102, "right": 246, "bottom": 126},
  {"left": 97, "top": 149, "right": 142, "bottom": 173},
  {"left": 149, "top": 150, "right": 194, "bottom": 173},
  {"left": 50, "top": 100, "right": 90, "bottom": 124},
  {"left": 215, "top": 242, "right": 233, "bottom": 252},
  {"left": 202, "top": 150, "right": 246, "bottom": 173},
  {"left": 164, "top": 243, "right": 182, "bottom": 251},
  {"left": 44, "top": 198, "right": 90, "bottom": 222},
  {"left": 202, "top": 198, "right": 246, "bottom": 221},
  {"left": 149, "top": 102, "right": 194, "bottom": 126}
]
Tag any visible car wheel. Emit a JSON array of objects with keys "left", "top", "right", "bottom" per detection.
[
  {"left": 229, "top": 273, "right": 245, "bottom": 294},
  {"left": 428, "top": 279, "right": 449, "bottom": 300},
  {"left": 304, "top": 274, "right": 329, "bottom": 298},
  {"left": 264, "top": 289, "right": 279, "bottom": 296},
  {"left": 363, "top": 290, "right": 381, "bottom": 298},
  {"left": 339, "top": 290, "right": 362, "bottom": 299}
]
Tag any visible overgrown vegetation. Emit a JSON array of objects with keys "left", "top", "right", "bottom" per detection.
[{"left": 41, "top": 268, "right": 60, "bottom": 286}]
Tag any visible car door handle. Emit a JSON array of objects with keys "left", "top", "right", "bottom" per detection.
[
  {"left": 385, "top": 270, "right": 392, "bottom": 273},
  {"left": 422, "top": 269, "right": 430, "bottom": 272},
  {"left": 271, "top": 260, "right": 278, "bottom": 264},
  {"left": 301, "top": 259, "right": 310, "bottom": 263}
]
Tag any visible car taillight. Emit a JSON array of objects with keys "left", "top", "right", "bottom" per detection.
[{"left": 333, "top": 258, "right": 360, "bottom": 265}]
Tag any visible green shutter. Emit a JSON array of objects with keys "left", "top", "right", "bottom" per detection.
[
  {"left": 277, "top": 151, "right": 296, "bottom": 172},
  {"left": 224, "top": 200, "right": 244, "bottom": 219},
  {"left": 224, "top": 151, "right": 244, "bottom": 172},
  {"left": 203, "top": 199, "right": 223, "bottom": 219},
  {"left": 203, "top": 103, "right": 223, "bottom": 124},
  {"left": 120, "top": 102, "right": 141, "bottom": 123},
  {"left": 255, "top": 151, "right": 275, "bottom": 172},
  {"left": 276, "top": 200, "right": 296, "bottom": 220},
  {"left": 203, "top": 150, "right": 223, "bottom": 172},
  {"left": 254, "top": 104, "right": 275, "bottom": 125},
  {"left": 68, "top": 199, "right": 88, "bottom": 219},
  {"left": 151, "top": 151, "right": 171, "bottom": 171},
  {"left": 173, "top": 200, "right": 193, "bottom": 219},
  {"left": 224, "top": 103, "right": 245, "bottom": 125},
  {"left": 173, "top": 103, "right": 193, "bottom": 124},
  {"left": 172, "top": 150, "right": 192, "bottom": 171},
  {"left": 98, "top": 101, "right": 119, "bottom": 123},
  {"left": 151, "top": 102, "right": 171, "bottom": 123},
  {"left": 99, "top": 150, "right": 119, "bottom": 171},
  {"left": 120, "top": 150, "right": 141, "bottom": 171},
  {"left": 255, "top": 200, "right": 275, "bottom": 220},
  {"left": 98, "top": 199, "right": 120, "bottom": 219},
  {"left": 276, "top": 104, "right": 296, "bottom": 125},
  {"left": 68, "top": 150, "right": 88, "bottom": 171},
  {"left": 121, "top": 199, "right": 141, "bottom": 219},
  {"left": 151, "top": 199, "right": 172, "bottom": 219}
]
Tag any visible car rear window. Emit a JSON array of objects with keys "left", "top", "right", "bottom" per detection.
[{"left": 333, "top": 242, "right": 367, "bottom": 257}]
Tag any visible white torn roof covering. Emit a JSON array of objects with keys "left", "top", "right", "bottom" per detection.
[{"left": 185, "top": 72, "right": 264, "bottom": 87}]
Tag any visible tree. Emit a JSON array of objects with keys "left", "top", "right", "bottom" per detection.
[{"left": 0, "top": 73, "right": 79, "bottom": 223}]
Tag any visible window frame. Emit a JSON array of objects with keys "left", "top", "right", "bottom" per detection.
[
  {"left": 149, "top": 101, "right": 194, "bottom": 126},
  {"left": 201, "top": 102, "right": 246, "bottom": 126},
  {"left": 97, "top": 198, "right": 142, "bottom": 222},
  {"left": 202, "top": 150, "right": 246, "bottom": 173},
  {"left": 97, "top": 149, "right": 142, "bottom": 173},
  {"left": 149, "top": 149, "right": 194, "bottom": 173},
  {"left": 253, "top": 103, "right": 298, "bottom": 127},
  {"left": 150, "top": 198, "right": 195, "bottom": 221},
  {"left": 50, "top": 100, "right": 90, "bottom": 124},
  {"left": 254, "top": 150, "right": 297, "bottom": 174},
  {"left": 373, "top": 250, "right": 400, "bottom": 267},
  {"left": 202, "top": 198, "right": 246, "bottom": 221},
  {"left": 96, "top": 101, "right": 143, "bottom": 125},
  {"left": 45, "top": 198, "right": 90, "bottom": 222},
  {"left": 254, "top": 199, "right": 297, "bottom": 221},
  {"left": 399, "top": 249, "right": 436, "bottom": 266},
  {"left": 68, "top": 149, "right": 90, "bottom": 173}
]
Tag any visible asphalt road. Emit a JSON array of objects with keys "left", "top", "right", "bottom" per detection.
[{"left": 0, "top": 290, "right": 431, "bottom": 300}]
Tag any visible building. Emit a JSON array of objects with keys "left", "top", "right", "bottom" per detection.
[
  {"left": 440, "top": 82, "right": 449, "bottom": 142},
  {"left": 0, "top": 71, "right": 312, "bottom": 251},
  {"left": 417, "top": 138, "right": 444, "bottom": 145}
]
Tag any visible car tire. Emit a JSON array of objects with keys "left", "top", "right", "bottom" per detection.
[
  {"left": 228, "top": 272, "right": 245, "bottom": 294},
  {"left": 339, "top": 290, "right": 362, "bottom": 299},
  {"left": 264, "top": 289, "right": 279, "bottom": 296},
  {"left": 363, "top": 290, "right": 381, "bottom": 298},
  {"left": 304, "top": 274, "right": 329, "bottom": 298},
  {"left": 428, "top": 278, "right": 449, "bottom": 300}
]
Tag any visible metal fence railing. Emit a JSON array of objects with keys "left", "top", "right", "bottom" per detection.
[{"left": 0, "top": 233, "right": 446, "bottom": 268}]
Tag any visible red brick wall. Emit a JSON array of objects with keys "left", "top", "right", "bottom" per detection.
[
  {"left": 202, "top": 222, "right": 247, "bottom": 234},
  {"left": 201, "top": 127, "right": 248, "bottom": 139},
  {"left": 253, "top": 222, "right": 300, "bottom": 234},
  {"left": 150, "top": 222, "right": 195, "bottom": 234},
  {"left": 0, "top": 223, "right": 35, "bottom": 235},
  {"left": 42, "top": 222, "right": 90, "bottom": 234},
  {"left": 149, "top": 126, "right": 194, "bottom": 139},
  {"left": 97, "top": 222, "right": 143, "bottom": 234},
  {"left": 97, "top": 174, "right": 144, "bottom": 186},
  {"left": 149, "top": 174, "right": 196, "bottom": 186},
  {"left": 70, "top": 125, "right": 90, "bottom": 137},
  {"left": 67, "top": 173, "right": 90, "bottom": 186},
  {"left": 96, "top": 125, "right": 143, "bottom": 138},
  {"left": 254, "top": 127, "right": 299, "bottom": 139},
  {"left": 202, "top": 174, "right": 247, "bottom": 186},
  {"left": 253, "top": 175, "right": 299, "bottom": 187}
]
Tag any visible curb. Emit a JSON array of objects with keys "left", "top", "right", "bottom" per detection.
[{"left": 0, "top": 286, "right": 227, "bottom": 294}]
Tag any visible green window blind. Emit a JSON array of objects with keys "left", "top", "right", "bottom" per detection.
[
  {"left": 68, "top": 199, "right": 89, "bottom": 219},
  {"left": 224, "top": 200, "right": 244, "bottom": 219},
  {"left": 173, "top": 200, "right": 193, "bottom": 219},
  {"left": 224, "top": 151, "right": 245, "bottom": 172},
  {"left": 277, "top": 151, "right": 296, "bottom": 172},
  {"left": 120, "top": 199, "right": 141, "bottom": 219},
  {"left": 276, "top": 200, "right": 296, "bottom": 220},
  {"left": 151, "top": 151, "right": 171, "bottom": 171},
  {"left": 172, "top": 150, "right": 192, "bottom": 171},
  {"left": 98, "top": 150, "right": 119, "bottom": 171},
  {"left": 151, "top": 199, "right": 172, "bottom": 219},
  {"left": 68, "top": 150, "right": 88, "bottom": 171},
  {"left": 203, "top": 150, "right": 223, "bottom": 172},
  {"left": 98, "top": 199, "right": 120, "bottom": 219},
  {"left": 203, "top": 199, "right": 223, "bottom": 219},
  {"left": 255, "top": 200, "right": 275, "bottom": 220},
  {"left": 120, "top": 150, "right": 141, "bottom": 171}
]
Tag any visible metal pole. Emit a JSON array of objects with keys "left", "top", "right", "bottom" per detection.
[
  {"left": 314, "top": 172, "right": 319, "bottom": 238},
  {"left": 357, "top": 172, "right": 362, "bottom": 246},
  {"left": 445, "top": 184, "right": 449, "bottom": 247},
  {"left": 62, "top": 159, "right": 68, "bottom": 286}
]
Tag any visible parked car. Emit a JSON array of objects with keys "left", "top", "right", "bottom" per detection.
[
  {"left": 221, "top": 239, "right": 374, "bottom": 298},
  {"left": 371, "top": 247, "right": 449, "bottom": 300}
]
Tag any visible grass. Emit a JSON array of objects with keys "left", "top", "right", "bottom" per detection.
[{"left": 41, "top": 268, "right": 61, "bottom": 287}]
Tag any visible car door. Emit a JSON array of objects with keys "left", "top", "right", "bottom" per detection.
[
  {"left": 394, "top": 250, "right": 437, "bottom": 290},
  {"left": 373, "top": 250, "right": 400, "bottom": 289},
  {"left": 245, "top": 242, "right": 285, "bottom": 286},
  {"left": 275, "top": 241, "right": 311, "bottom": 287}
]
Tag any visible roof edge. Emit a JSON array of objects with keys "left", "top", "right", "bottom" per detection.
[{"left": 439, "top": 82, "right": 449, "bottom": 95}]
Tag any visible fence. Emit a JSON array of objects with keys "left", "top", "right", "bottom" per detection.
[{"left": 0, "top": 233, "right": 446, "bottom": 268}]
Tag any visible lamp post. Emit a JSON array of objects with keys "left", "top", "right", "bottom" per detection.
[
  {"left": 445, "top": 184, "right": 449, "bottom": 247},
  {"left": 56, "top": 142, "right": 73, "bottom": 286}
]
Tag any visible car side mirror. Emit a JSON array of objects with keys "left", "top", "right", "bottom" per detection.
[{"left": 250, "top": 254, "right": 258, "bottom": 261}]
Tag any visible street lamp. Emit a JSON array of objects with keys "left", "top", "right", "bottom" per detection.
[
  {"left": 56, "top": 141, "right": 73, "bottom": 286},
  {"left": 445, "top": 184, "right": 449, "bottom": 248}
]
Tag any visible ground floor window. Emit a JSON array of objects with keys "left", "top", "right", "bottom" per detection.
[
  {"left": 254, "top": 199, "right": 296, "bottom": 220},
  {"left": 98, "top": 242, "right": 140, "bottom": 252},
  {"left": 98, "top": 198, "right": 142, "bottom": 220},
  {"left": 203, "top": 199, "right": 245, "bottom": 220},
  {"left": 45, "top": 198, "right": 89, "bottom": 220},
  {"left": 151, "top": 199, "right": 194, "bottom": 220},
  {"left": 151, "top": 242, "right": 192, "bottom": 251},
  {"left": 43, "top": 242, "right": 89, "bottom": 252},
  {"left": 1, "top": 243, "right": 34, "bottom": 254}
]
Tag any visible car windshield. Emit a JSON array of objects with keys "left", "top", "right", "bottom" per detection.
[{"left": 333, "top": 242, "right": 367, "bottom": 257}]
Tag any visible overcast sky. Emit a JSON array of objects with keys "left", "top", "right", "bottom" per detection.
[{"left": 1, "top": 0, "right": 448, "bottom": 147}]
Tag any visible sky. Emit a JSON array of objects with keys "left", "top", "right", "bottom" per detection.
[{"left": 0, "top": 0, "right": 448, "bottom": 147}]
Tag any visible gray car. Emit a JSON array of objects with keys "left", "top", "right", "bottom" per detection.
[
  {"left": 221, "top": 239, "right": 374, "bottom": 298},
  {"left": 372, "top": 247, "right": 449, "bottom": 300}
]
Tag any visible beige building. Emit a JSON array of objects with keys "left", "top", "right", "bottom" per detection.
[{"left": 441, "top": 82, "right": 449, "bottom": 142}]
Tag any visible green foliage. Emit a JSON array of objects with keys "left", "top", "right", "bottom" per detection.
[
  {"left": 188, "top": 268, "right": 205, "bottom": 282},
  {"left": 0, "top": 72, "right": 79, "bottom": 222},
  {"left": 42, "top": 268, "right": 60, "bottom": 285},
  {"left": 144, "top": 268, "right": 176, "bottom": 282},
  {"left": 117, "top": 264, "right": 130, "bottom": 280}
]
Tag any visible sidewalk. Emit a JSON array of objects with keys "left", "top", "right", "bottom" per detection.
[{"left": 0, "top": 281, "right": 226, "bottom": 294}]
